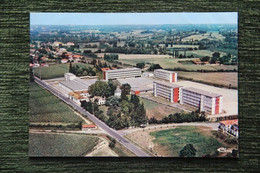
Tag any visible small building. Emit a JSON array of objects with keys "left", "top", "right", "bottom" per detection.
[
  {"left": 153, "top": 81, "right": 181, "bottom": 103},
  {"left": 90, "top": 96, "right": 106, "bottom": 105},
  {"left": 82, "top": 124, "right": 97, "bottom": 130},
  {"left": 65, "top": 73, "right": 77, "bottom": 81},
  {"left": 61, "top": 59, "right": 68, "bottom": 63},
  {"left": 154, "top": 69, "right": 177, "bottom": 83},
  {"left": 41, "top": 56, "right": 47, "bottom": 61},
  {"left": 68, "top": 91, "right": 90, "bottom": 105},
  {"left": 219, "top": 119, "right": 238, "bottom": 138}
]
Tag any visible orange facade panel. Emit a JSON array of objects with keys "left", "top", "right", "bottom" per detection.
[
  {"left": 172, "top": 73, "right": 175, "bottom": 82},
  {"left": 215, "top": 97, "right": 220, "bottom": 114},
  {"left": 173, "top": 88, "right": 179, "bottom": 103}
]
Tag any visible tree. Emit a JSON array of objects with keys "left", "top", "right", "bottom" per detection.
[
  {"left": 120, "top": 83, "right": 131, "bottom": 100},
  {"left": 88, "top": 81, "right": 112, "bottom": 97},
  {"left": 179, "top": 144, "right": 197, "bottom": 157},
  {"left": 136, "top": 62, "right": 145, "bottom": 69},
  {"left": 81, "top": 100, "right": 93, "bottom": 113},
  {"left": 200, "top": 56, "right": 210, "bottom": 62},
  {"left": 106, "top": 96, "right": 120, "bottom": 107},
  {"left": 148, "top": 64, "right": 162, "bottom": 71},
  {"left": 69, "top": 62, "right": 72, "bottom": 73}
]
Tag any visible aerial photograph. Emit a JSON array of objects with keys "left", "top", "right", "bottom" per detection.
[{"left": 29, "top": 12, "right": 238, "bottom": 157}]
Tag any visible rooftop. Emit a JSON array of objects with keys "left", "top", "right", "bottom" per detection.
[
  {"left": 183, "top": 87, "right": 222, "bottom": 98},
  {"left": 60, "top": 78, "right": 97, "bottom": 91},
  {"left": 106, "top": 67, "right": 140, "bottom": 73},
  {"left": 220, "top": 119, "right": 238, "bottom": 126},
  {"left": 153, "top": 80, "right": 181, "bottom": 88},
  {"left": 82, "top": 124, "right": 97, "bottom": 128},
  {"left": 154, "top": 69, "right": 177, "bottom": 74}
]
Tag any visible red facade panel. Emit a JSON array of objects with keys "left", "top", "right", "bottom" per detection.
[
  {"left": 215, "top": 97, "right": 220, "bottom": 114},
  {"left": 173, "top": 88, "right": 179, "bottom": 103},
  {"left": 135, "top": 91, "right": 140, "bottom": 95},
  {"left": 172, "top": 73, "right": 175, "bottom": 82}
]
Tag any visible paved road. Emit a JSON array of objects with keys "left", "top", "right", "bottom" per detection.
[
  {"left": 34, "top": 77, "right": 150, "bottom": 157},
  {"left": 118, "top": 122, "right": 220, "bottom": 136}
]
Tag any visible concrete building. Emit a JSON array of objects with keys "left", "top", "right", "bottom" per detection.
[
  {"left": 60, "top": 74, "right": 97, "bottom": 92},
  {"left": 179, "top": 87, "right": 223, "bottom": 115},
  {"left": 154, "top": 69, "right": 177, "bottom": 83},
  {"left": 218, "top": 119, "right": 238, "bottom": 138},
  {"left": 103, "top": 68, "right": 141, "bottom": 80},
  {"left": 153, "top": 81, "right": 181, "bottom": 103},
  {"left": 68, "top": 91, "right": 90, "bottom": 105}
]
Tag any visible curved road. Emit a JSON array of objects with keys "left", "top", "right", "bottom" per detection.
[{"left": 34, "top": 77, "right": 150, "bottom": 157}]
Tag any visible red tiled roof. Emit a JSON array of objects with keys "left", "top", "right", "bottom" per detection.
[
  {"left": 73, "top": 55, "right": 82, "bottom": 58},
  {"left": 220, "top": 119, "right": 238, "bottom": 126},
  {"left": 82, "top": 124, "right": 96, "bottom": 128},
  {"left": 101, "top": 68, "right": 110, "bottom": 72}
]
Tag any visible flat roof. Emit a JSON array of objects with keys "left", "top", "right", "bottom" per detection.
[
  {"left": 60, "top": 78, "right": 97, "bottom": 91},
  {"left": 106, "top": 67, "right": 140, "bottom": 73},
  {"left": 183, "top": 87, "right": 222, "bottom": 98},
  {"left": 153, "top": 81, "right": 181, "bottom": 88},
  {"left": 154, "top": 69, "right": 177, "bottom": 74}
]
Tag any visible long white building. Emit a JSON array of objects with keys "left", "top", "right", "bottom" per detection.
[
  {"left": 154, "top": 69, "right": 177, "bottom": 83},
  {"left": 179, "top": 87, "right": 223, "bottom": 115},
  {"left": 153, "top": 81, "right": 181, "bottom": 103},
  {"left": 103, "top": 68, "right": 141, "bottom": 80}
]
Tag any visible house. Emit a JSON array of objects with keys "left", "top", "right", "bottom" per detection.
[
  {"left": 41, "top": 56, "right": 47, "bottom": 61},
  {"left": 82, "top": 124, "right": 97, "bottom": 130},
  {"left": 218, "top": 119, "right": 238, "bottom": 138},
  {"left": 90, "top": 96, "right": 106, "bottom": 105},
  {"left": 61, "top": 59, "right": 68, "bottom": 63},
  {"left": 68, "top": 90, "right": 90, "bottom": 105}
]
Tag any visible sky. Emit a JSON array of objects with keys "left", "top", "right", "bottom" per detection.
[{"left": 30, "top": 12, "right": 237, "bottom": 25}]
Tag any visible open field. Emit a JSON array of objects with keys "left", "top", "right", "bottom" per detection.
[
  {"left": 30, "top": 82, "right": 84, "bottom": 123},
  {"left": 178, "top": 72, "right": 238, "bottom": 88},
  {"left": 117, "top": 58, "right": 237, "bottom": 71},
  {"left": 33, "top": 63, "right": 92, "bottom": 79},
  {"left": 29, "top": 133, "right": 99, "bottom": 156},
  {"left": 150, "top": 126, "right": 225, "bottom": 157},
  {"left": 182, "top": 50, "right": 226, "bottom": 58},
  {"left": 175, "top": 81, "right": 238, "bottom": 116},
  {"left": 182, "top": 32, "right": 225, "bottom": 42},
  {"left": 140, "top": 97, "right": 184, "bottom": 120}
]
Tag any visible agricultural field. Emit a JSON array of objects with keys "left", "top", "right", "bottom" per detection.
[
  {"left": 117, "top": 57, "right": 237, "bottom": 71},
  {"left": 182, "top": 32, "right": 225, "bottom": 42},
  {"left": 181, "top": 49, "right": 226, "bottom": 58},
  {"left": 177, "top": 72, "right": 238, "bottom": 88},
  {"left": 33, "top": 63, "right": 92, "bottom": 79},
  {"left": 29, "top": 133, "right": 99, "bottom": 156},
  {"left": 140, "top": 98, "right": 184, "bottom": 120},
  {"left": 30, "top": 82, "right": 84, "bottom": 123},
  {"left": 150, "top": 126, "right": 225, "bottom": 157}
]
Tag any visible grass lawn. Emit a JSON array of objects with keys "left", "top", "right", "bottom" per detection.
[
  {"left": 140, "top": 97, "right": 184, "bottom": 120},
  {"left": 29, "top": 133, "right": 99, "bottom": 156},
  {"left": 150, "top": 126, "right": 225, "bottom": 157},
  {"left": 177, "top": 72, "right": 238, "bottom": 88},
  {"left": 30, "top": 82, "right": 84, "bottom": 123},
  {"left": 33, "top": 63, "right": 93, "bottom": 79}
]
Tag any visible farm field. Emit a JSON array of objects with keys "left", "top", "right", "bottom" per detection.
[
  {"left": 30, "top": 82, "right": 84, "bottom": 123},
  {"left": 117, "top": 58, "right": 237, "bottom": 71},
  {"left": 181, "top": 49, "right": 226, "bottom": 58},
  {"left": 29, "top": 133, "right": 99, "bottom": 156},
  {"left": 140, "top": 97, "right": 184, "bottom": 120},
  {"left": 182, "top": 32, "right": 225, "bottom": 42},
  {"left": 150, "top": 126, "right": 225, "bottom": 157},
  {"left": 177, "top": 72, "right": 238, "bottom": 88},
  {"left": 33, "top": 63, "right": 92, "bottom": 79}
]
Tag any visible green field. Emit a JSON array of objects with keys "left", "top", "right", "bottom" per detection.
[
  {"left": 30, "top": 82, "right": 84, "bottom": 123},
  {"left": 29, "top": 133, "right": 99, "bottom": 156},
  {"left": 150, "top": 126, "right": 225, "bottom": 157},
  {"left": 33, "top": 63, "right": 92, "bottom": 79},
  {"left": 117, "top": 58, "right": 237, "bottom": 71},
  {"left": 178, "top": 72, "right": 238, "bottom": 88}
]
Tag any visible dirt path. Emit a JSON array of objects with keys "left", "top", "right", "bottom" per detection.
[{"left": 86, "top": 137, "right": 118, "bottom": 157}]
